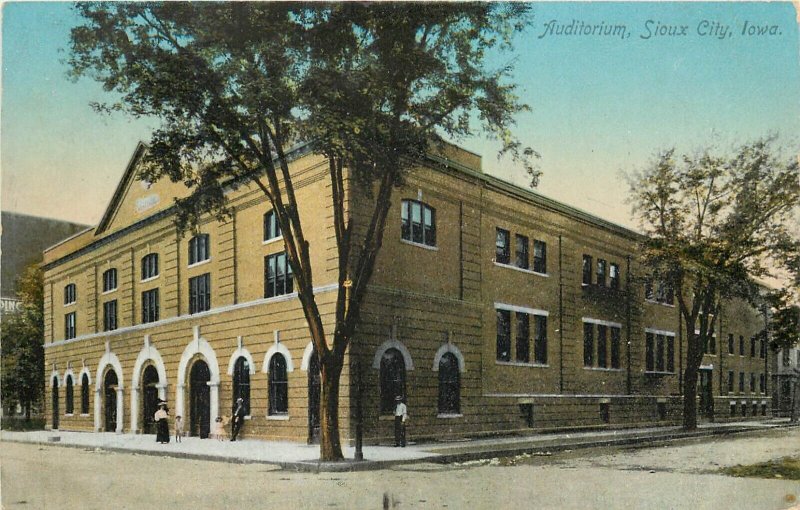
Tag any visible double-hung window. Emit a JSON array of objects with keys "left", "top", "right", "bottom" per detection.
[
  {"left": 646, "top": 331, "right": 675, "bottom": 372},
  {"left": 189, "top": 234, "right": 210, "bottom": 265},
  {"left": 533, "top": 240, "right": 547, "bottom": 274},
  {"left": 596, "top": 259, "right": 607, "bottom": 286},
  {"left": 515, "top": 234, "right": 529, "bottom": 269},
  {"left": 64, "top": 283, "right": 76, "bottom": 305},
  {"left": 142, "top": 289, "right": 159, "bottom": 323},
  {"left": 189, "top": 273, "right": 211, "bottom": 314},
  {"left": 264, "top": 252, "right": 293, "bottom": 298},
  {"left": 102, "top": 269, "right": 117, "bottom": 292},
  {"left": 142, "top": 254, "right": 159, "bottom": 280},
  {"left": 582, "top": 255, "right": 593, "bottom": 285},
  {"left": 401, "top": 200, "right": 436, "bottom": 247},
  {"left": 103, "top": 300, "right": 118, "bottom": 331},
  {"left": 64, "top": 312, "right": 76, "bottom": 339},
  {"left": 495, "top": 228, "right": 510, "bottom": 265},
  {"left": 609, "top": 263, "right": 620, "bottom": 289},
  {"left": 496, "top": 310, "right": 511, "bottom": 362},
  {"left": 263, "top": 210, "right": 282, "bottom": 242}
]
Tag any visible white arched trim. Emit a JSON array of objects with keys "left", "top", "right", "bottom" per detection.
[
  {"left": 50, "top": 370, "right": 61, "bottom": 387},
  {"left": 132, "top": 344, "right": 168, "bottom": 389},
  {"left": 96, "top": 351, "right": 124, "bottom": 391},
  {"left": 78, "top": 366, "right": 92, "bottom": 386},
  {"left": 300, "top": 342, "right": 316, "bottom": 371},
  {"left": 263, "top": 343, "right": 295, "bottom": 373},
  {"left": 227, "top": 347, "right": 256, "bottom": 376},
  {"left": 177, "top": 337, "right": 221, "bottom": 386},
  {"left": 63, "top": 368, "right": 76, "bottom": 386},
  {"left": 372, "top": 339, "right": 415, "bottom": 370},
  {"left": 432, "top": 343, "right": 466, "bottom": 373}
]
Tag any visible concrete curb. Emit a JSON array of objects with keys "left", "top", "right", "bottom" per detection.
[{"left": 3, "top": 422, "right": 797, "bottom": 472}]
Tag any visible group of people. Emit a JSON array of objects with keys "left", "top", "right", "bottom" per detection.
[
  {"left": 153, "top": 396, "right": 410, "bottom": 447},
  {"left": 153, "top": 397, "right": 248, "bottom": 444}
]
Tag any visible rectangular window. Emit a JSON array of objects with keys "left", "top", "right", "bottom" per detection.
[
  {"left": 597, "top": 325, "right": 608, "bottom": 368},
  {"left": 534, "top": 315, "right": 548, "bottom": 364},
  {"left": 728, "top": 334, "right": 734, "bottom": 355},
  {"left": 64, "top": 283, "right": 76, "bottom": 305},
  {"left": 750, "top": 373, "right": 756, "bottom": 393},
  {"left": 188, "top": 234, "right": 211, "bottom": 265},
  {"left": 760, "top": 339, "right": 766, "bottom": 359},
  {"left": 739, "top": 372, "right": 744, "bottom": 393},
  {"left": 401, "top": 200, "right": 436, "bottom": 247},
  {"left": 515, "top": 312, "right": 530, "bottom": 363},
  {"left": 609, "top": 263, "right": 620, "bottom": 289},
  {"left": 730, "top": 402, "right": 736, "bottom": 417},
  {"left": 103, "top": 300, "right": 117, "bottom": 332},
  {"left": 495, "top": 228, "right": 510, "bottom": 265},
  {"left": 646, "top": 332, "right": 655, "bottom": 372},
  {"left": 141, "top": 253, "right": 159, "bottom": 280},
  {"left": 610, "top": 327, "right": 621, "bottom": 369},
  {"left": 102, "top": 269, "right": 117, "bottom": 292},
  {"left": 263, "top": 210, "right": 282, "bottom": 241},
  {"left": 141, "top": 289, "right": 160, "bottom": 324},
  {"left": 582, "top": 255, "right": 593, "bottom": 285},
  {"left": 759, "top": 373, "right": 765, "bottom": 393},
  {"left": 189, "top": 273, "right": 211, "bottom": 314},
  {"left": 496, "top": 309, "right": 511, "bottom": 362},
  {"left": 583, "top": 322, "right": 594, "bottom": 367},
  {"left": 533, "top": 240, "right": 547, "bottom": 274},
  {"left": 64, "top": 312, "right": 76, "bottom": 339},
  {"left": 739, "top": 335, "right": 745, "bottom": 356},
  {"left": 655, "top": 334, "right": 665, "bottom": 372},
  {"left": 515, "top": 234, "right": 529, "bottom": 270},
  {"left": 750, "top": 337, "right": 756, "bottom": 357},
  {"left": 667, "top": 335, "right": 675, "bottom": 372},
  {"left": 596, "top": 259, "right": 606, "bottom": 286},
  {"left": 264, "top": 252, "right": 294, "bottom": 298},
  {"left": 727, "top": 370, "right": 734, "bottom": 394},
  {"left": 709, "top": 336, "right": 716, "bottom": 354}
]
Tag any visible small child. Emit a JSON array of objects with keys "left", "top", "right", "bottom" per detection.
[
  {"left": 213, "top": 416, "right": 225, "bottom": 441},
  {"left": 174, "top": 415, "right": 183, "bottom": 443}
]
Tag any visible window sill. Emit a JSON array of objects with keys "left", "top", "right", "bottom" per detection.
[
  {"left": 64, "top": 302, "right": 76, "bottom": 308},
  {"left": 496, "top": 361, "right": 549, "bottom": 368},
  {"left": 644, "top": 371, "right": 676, "bottom": 376},
  {"left": 267, "top": 414, "right": 290, "bottom": 421},
  {"left": 188, "top": 259, "right": 211, "bottom": 269},
  {"left": 65, "top": 413, "right": 74, "bottom": 417},
  {"left": 400, "top": 239, "right": 438, "bottom": 251},
  {"left": 493, "top": 261, "right": 549, "bottom": 277},
  {"left": 101, "top": 289, "right": 118, "bottom": 296},
  {"left": 263, "top": 236, "right": 284, "bottom": 246},
  {"left": 644, "top": 299, "right": 675, "bottom": 308},
  {"left": 244, "top": 415, "right": 252, "bottom": 420},
  {"left": 80, "top": 413, "right": 90, "bottom": 417},
  {"left": 141, "top": 275, "right": 160, "bottom": 284},
  {"left": 583, "top": 367, "right": 623, "bottom": 372},
  {"left": 437, "top": 413, "right": 463, "bottom": 419}
]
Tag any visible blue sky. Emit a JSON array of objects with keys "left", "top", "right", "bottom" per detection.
[{"left": 3, "top": 2, "right": 799, "bottom": 228}]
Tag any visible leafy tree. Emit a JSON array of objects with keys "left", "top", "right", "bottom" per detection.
[
  {"left": 1, "top": 264, "right": 45, "bottom": 421},
  {"left": 68, "top": 3, "right": 536, "bottom": 460},
  {"left": 628, "top": 138, "right": 799, "bottom": 430},
  {"left": 766, "top": 288, "right": 800, "bottom": 422}
]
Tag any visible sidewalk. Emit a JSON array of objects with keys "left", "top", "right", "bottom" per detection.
[{"left": 2, "top": 419, "right": 796, "bottom": 472}]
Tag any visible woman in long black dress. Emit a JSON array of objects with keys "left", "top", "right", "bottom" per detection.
[{"left": 154, "top": 402, "right": 170, "bottom": 444}]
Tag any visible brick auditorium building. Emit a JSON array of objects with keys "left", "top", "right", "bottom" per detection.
[{"left": 42, "top": 142, "right": 772, "bottom": 443}]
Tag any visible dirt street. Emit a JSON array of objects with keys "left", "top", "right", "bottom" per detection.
[{"left": 2, "top": 428, "right": 799, "bottom": 509}]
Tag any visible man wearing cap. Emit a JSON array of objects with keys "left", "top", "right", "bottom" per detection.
[
  {"left": 230, "top": 397, "right": 246, "bottom": 441},
  {"left": 394, "top": 396, "right": 408, "bottom": 447}
]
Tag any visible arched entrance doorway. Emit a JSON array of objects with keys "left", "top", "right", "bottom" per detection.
[
  {"left": 189, "top": 360, "right": 210, "bottom": 438},
  {"left": 307, "top": 351, "right": 321, "bottom": 444},
  {"left": 141, "top": 365, "right": 159, "bottom": 434},
  {"left": 52, "top": 379, "right": 59, "bottom": 430},
  {"left": 104, "top": 370, "right": 118, "bottom": 432}
]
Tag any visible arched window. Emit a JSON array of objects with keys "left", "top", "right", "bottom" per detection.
[
  {"left": 268, "top": 354, "right": 288, "bottom": 415},
  {"left": 141, "top": 253, "right": 159, "bottom": 280},
  {"left": 438, "top": 353, "right": 460, "bottom": 414},
  {"left": 380, "top": 348, "right": 406, "bottom": 414},
  {"left": 233, "top": 357, "right": 251, "bottom": 416},
  {"left": 65, "top": 375, "right": 74, "bottom": 414},
  {"left": 188, "top": 234, "right": 211, "bottom": 265},
  {"left": 102, "top": 268, "right": 118, "bottom": 292},
  {"left": 81, "top": 374, "right": 90, "bottom": 414}
]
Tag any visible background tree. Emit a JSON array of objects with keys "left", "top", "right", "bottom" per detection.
[
  {"left": 766, "top": 287, "right": 800, "bottom": 421},
  {"left": 69, "top": 3, "right": 536, "bottom": 460},
  {"left": 1, "top": 264, "right": 45, "bottom": 421},
  {"left": 628, "top": 138, "right": 799, "bottom": 429}
]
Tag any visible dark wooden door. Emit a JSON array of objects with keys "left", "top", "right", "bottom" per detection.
[
  {"left": 104, "top": 370, "right": 118, "bottom": 432},
  {"left": 190, "top": 361, "right": 210, "bottom": 438},
  {"left": 308, "top": 352, "right": 321, "bottom": 444},
  {"left": 142, "top": 366, "right": 159, "bottom": 434},
  {"left": 698, "top": 369, "right": 714, "bottom": 420}
]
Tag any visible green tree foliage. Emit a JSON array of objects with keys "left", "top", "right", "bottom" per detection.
[
  {"left": 1, "top": 265, "right": 45, "bottom": 420},
  {"left": 68, "top": 3, "right": 536, "bottom": 460},
  {"left": 628, "top": 137, "right": 799, "bottom": 429}
]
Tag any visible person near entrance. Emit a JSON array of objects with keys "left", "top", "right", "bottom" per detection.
[
  {"left": 230, "top": 397, "right": 246, "bottom": 441},
  {"left": 394, "top": 396, "right": 408, "bottom": 447},
  {"left": 155, "top": 401, "right": 170, "bottom": 444},
  {"left": 174, "top": 415, "right": 183, "bottom": 443}
]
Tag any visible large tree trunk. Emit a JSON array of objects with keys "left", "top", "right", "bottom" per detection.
[
  {"left": 319, "top": 357, "right": 344, "bottom": 461},
  {"left": 682, "top": 362, "right": 699, "bottom": 430}
]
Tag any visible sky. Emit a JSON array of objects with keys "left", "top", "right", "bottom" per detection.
[{"left": 2, "top": 2, "right": 799, "bottom": 229}]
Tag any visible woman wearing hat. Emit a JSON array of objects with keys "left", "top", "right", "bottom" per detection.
[{"left": 154, "top": 401, "right": 170, "bottom": 444}]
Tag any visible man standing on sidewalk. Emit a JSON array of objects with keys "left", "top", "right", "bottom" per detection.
[
  {"left": 230, "top": 398, "right": 246, "bottom": 441},
  {"left": 394, "top": 396, "right": 408, "bottom": 447}
]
